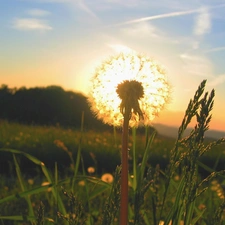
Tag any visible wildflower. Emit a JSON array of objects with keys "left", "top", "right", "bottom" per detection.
[
  {"left": 78, "top": 180, "right": 85, "bottom": 186},
  {"left": 41, "top": 181, "right": 52, "bottom": 192},
  {"left": 88, "top": 52, "right": 170, "bottom": 127},
  {"left": 88, "top": 52, "right": 171, "bottom": 225},
  {"left": 159, "top": 221, "right": 172, "bottom": 225},
  {"left": 198, "top": 204, "right": 206, "bottom": 210},
  {"left": 28, "top": 179, "right": 34, "bottom": 185},
  {"left": 54, "top": 139, "right": 68, "bottom": 152},
  {"left": 159, "top": 221, "right": 183, "bottom": 225},
  {"left": 101, "top": 173, "right": 114, "bottom": 183},
  {"left": 174, "top": 175, "right": 180, "bottom": 181},
  {"left": 4, "top": 186, "right": 9, "bottom": 191},
  {"left": 87, "top": 167, "right": 95, "bottom": 174}
]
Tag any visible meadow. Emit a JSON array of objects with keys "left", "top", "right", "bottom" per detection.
[
  {"left": 0, "top": 119, "right": 225, "bottom": 225},
  {"left": 0, "top": 81, "right": 225, "bottom": 225}
]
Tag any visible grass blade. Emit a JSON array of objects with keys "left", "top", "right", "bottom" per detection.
[
  {"left": 12, "top": 154, "right": 35, "bottom": 222},
  {"left": 72, "top": 111, "right": 84, "bottom": 190},
  {"left": 0, "top": 148, "right": 67, "bottom": 217},
  {"left": 139, "top": 130, "right": 156, "bottom": 181}
]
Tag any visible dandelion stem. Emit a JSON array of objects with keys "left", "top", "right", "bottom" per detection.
[{"left": 120, "top": 107, "right": 130, "bottom": 225}]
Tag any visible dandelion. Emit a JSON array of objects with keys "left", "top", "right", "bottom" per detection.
[
  {"left": 87, "top": 166, "right": 95, "bottom": 174},
  {"left": 54, "top": 139, "right": 68, "bottom": 152},
  {"left": 88, "top": 52, "right": 170, "bottom": 225},
  {"left": 28, "top": 179, "right": 34, "bottom": 185},
  {"left": 78, "top": 180, "right": 85, "bottom": 186},
  {"left": 198, "top": 204, "right": 206, "bottom": 210},
  {"left": 159, "top": 221, "right": 172, "bottom": 225},
  {"left": 101, "top": 173, "right": 114, "bottom": 183},
  {"left": 88, "top": 52, "right": 170, "bottom": 127}
]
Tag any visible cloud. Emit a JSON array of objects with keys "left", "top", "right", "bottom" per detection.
[
  {"left": 208, "top": 74, "right": 225, "bottom": 87},
  {"left": 180, "top": 53, "right": 213, "bottom": 77},
  {"left": 104, "top": 0, "right": 146, "bottom": 7},
  {"left": 107, "top": 44, "right": 133, "bottom": 53},
  {"left": 20, "top": 0, "right": 70, "bottom": 2},
  {"left": 204, "top": 46, "right": 225, "bottom": 53},
  {"left": 120, "top": 22, "right": 162, "bottom": 38},
  {"left": 27, "top": 9, "right": 51, "bottom": 17},
  {"left": 193, "top": 7, "right": 211, "bottom": 36},
  {"left": 76, "top": 0, "right": 99, "bottom": 19},
  {"left": 12, "top": 18, "right": 52, "bottom": 31}
]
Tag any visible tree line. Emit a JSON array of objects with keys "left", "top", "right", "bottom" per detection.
[{"left": 0, "top": 84, "right": 110, "bottom": 130}]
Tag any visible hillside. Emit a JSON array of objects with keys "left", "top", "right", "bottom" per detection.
[{"left": 153, "top": 123, "right": 225, "bottom": 139}]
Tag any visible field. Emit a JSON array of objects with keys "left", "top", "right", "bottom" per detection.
[{"left": 0, "top": 118, "right": 225, "bottom": 225}]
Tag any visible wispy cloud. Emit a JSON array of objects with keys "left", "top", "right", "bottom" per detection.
[
  {"left": 193, "top": 7, "right": 211, "bottom": 36},
  {"left": 104, "top": 0, "right": 146, "bottom": 8},
  {"left": 107, "top": 44, "right": 133, "bottom": 53},
  {"left": 205, "top": 46, "right": 225, "bottom": 53},
  {"left": 12, "top": 18, "right": 52, "bottom": 31},
  {"left": 20, "top": 0, "right": 70, "bottom": 2},
  {"left": 208, "top": 74, "right": 225, "bottom": 87},
  {"left": 76, "top": 0, "right": 98, "bottom": 19},
  {"left": 180, "top": 53, "right": 213, "bottom": 77},
  {"left": 120, "top": 22, "right": 162, "bottom": 38},
  {"left": 27, "top": 8, "right": 51, "bottom": 17}
]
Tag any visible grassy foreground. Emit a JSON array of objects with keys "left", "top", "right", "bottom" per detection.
[
  {"left": 0, "top": 80, "right": 225, "bottom": 224},
  {"left": 0, "top": 119, "right": 177, "bottom": 176}
]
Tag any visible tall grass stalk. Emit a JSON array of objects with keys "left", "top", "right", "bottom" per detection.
[
  {"left": 159, "top": 80, "right": 225, "bottom": 225},
  {"left": 72, "top": 111, "right": 84, "bottom": 191},
  {"left": 12, "top": 153, "right": 36, "bottom": 222},
  {"left": 0, "top": 148, "right": 67, "bottom": 224}
]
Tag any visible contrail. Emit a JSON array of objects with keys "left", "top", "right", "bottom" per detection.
[
  {"left": 118, "top": 9, "right": 200, "bottom": 25},
  {"left": 113, "top": 3, "right": 225, "bottom": 26}
]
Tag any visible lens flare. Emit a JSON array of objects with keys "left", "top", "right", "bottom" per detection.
[{"left": 88, "top": 52, "right": 171, "bottom": 127}]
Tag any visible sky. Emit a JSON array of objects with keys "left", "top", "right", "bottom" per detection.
[{"left": 1, "top": 0, "right": 225, "bottom": 131}]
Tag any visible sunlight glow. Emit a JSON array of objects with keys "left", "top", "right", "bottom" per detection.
[{"left": 88, "top": 52, "right": 171, "bottom": 127}]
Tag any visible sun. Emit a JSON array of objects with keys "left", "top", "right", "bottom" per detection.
[{"left": 88, "top": 52, "right": 171, "bottom": 127}]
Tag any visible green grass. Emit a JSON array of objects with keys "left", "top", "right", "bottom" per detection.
[
  {"left": 0, "top": 119, "right": 225, "bottom": 225},
  {"left": 0, "top": 119, "right": 224, "bottom": 177},
  {"left": 0, "top": 80, "right": 225, "bottom": 225},
  {"left": 0, "top": 119, "right": 176, "bottom": 176}
]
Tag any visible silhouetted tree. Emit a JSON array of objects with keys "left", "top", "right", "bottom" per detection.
[{"left": 0, "top": 84, "right": 110, "bottom": 130}]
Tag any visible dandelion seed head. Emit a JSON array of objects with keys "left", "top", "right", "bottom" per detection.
[{"left": 88, "top": 52, "right": 171, "bottom": 127}]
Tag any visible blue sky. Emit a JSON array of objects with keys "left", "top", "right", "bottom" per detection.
[{"left": 1, "top": 0, "right": 225, "bottom": 130}]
